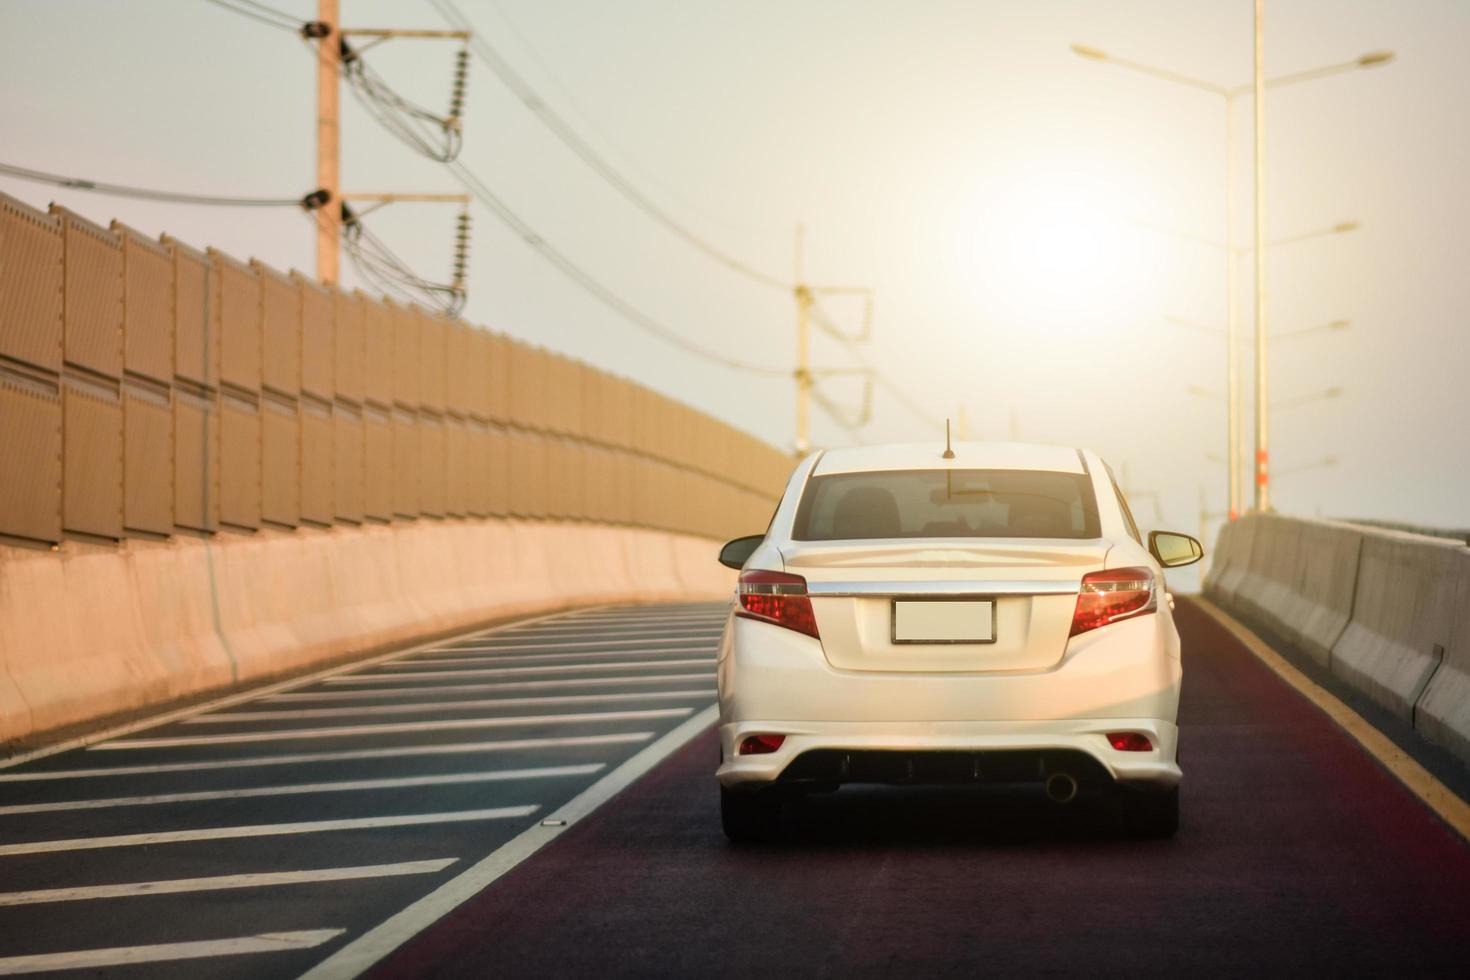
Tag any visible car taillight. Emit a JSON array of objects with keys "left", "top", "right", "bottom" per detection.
[
  {"left": 737, "top": 569, "right": 820, "bottom": 639},
  {"left": 1070, "top": 566, "right": 1156, "bottom": 637}
]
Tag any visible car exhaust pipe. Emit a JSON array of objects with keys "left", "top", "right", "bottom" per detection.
[{"left": 1044, "top": 772, "right": 1079, "bottom": 804}]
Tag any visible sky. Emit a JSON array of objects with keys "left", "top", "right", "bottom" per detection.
[{"left": 3, "top": 0, "right": 1467, "bottom": 560}]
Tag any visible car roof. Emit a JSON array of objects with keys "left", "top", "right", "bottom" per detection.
[{"left": 810, "top": 441, "right": 1089, "bottom": 476}]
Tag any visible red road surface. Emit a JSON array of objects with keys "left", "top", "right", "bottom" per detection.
[{"left": 374, "top": 600, "right": 1470, "bottom": 978}]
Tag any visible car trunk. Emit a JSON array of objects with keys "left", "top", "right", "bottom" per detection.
[{"left": 780, "top": 539, "right": 1112, "bottom": 673}]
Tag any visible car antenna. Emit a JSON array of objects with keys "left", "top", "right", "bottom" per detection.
[{"left": 942, "top": 418, "right": 955, "bottom": 459}]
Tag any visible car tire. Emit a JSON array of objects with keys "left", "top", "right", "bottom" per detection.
[
  {"left": 1118, "top": 784, "right": 1179, "bottom": 839},
  {"left": 720, "top": 786, "right": 783, "bottom": 843}
]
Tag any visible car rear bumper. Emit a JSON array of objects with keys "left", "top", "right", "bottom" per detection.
[{"left": 715, "top": 718, "right": 1182, "bottom": 790}]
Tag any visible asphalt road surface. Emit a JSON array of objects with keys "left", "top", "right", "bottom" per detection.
[
  {"left": 371, "top": 599, "right": 1470, "bottom": 979},
  {"left": 0, "top": 602, "right": 727, "bottom": 977}
]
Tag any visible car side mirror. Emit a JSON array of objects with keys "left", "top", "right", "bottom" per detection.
[
  {"left": 718, "top": 534, "right": 764, "bottom": 570},
  {"left": 1148, "top": 530, "right": 1204, "bottom": 568}
]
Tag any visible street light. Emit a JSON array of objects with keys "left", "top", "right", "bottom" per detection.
[
  {"left": 1073, "top": 38, "right": 1393, "bottom": 516},
  {"left": 1166, "top": 314, "right": 1351, "bottom": 344}
]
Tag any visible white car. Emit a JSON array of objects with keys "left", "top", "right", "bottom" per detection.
[{"left": 714, "top": 441, "right": 1201, "bottom": 841}]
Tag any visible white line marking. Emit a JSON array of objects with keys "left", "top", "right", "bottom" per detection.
[
  {"left": 0, "top": 605, "right": 611, "bottom": 770},
  {"left": 3, "top": 734, "right": 652, "bottom": 782},
  {"left": 342, "top": 659, "right": 716, "bottom": 682},
  {"left": 193, "top": 691, "right": 712, "bottom": 723},
  {"left": 436, "top": 636, "right": 719, "bottom": 653},
  {"left": 0, "top": 859, "right": 458, "bottom": 907},
  {"left": 262, "top": 674, "right": 714, "bottom": 703},
  {"left": 0, "top": 930, "right": 348, "bottom": 975},
  {"left": 0, "top": 807, "right": 537, "bottom": 857},
  {"left": 0, "top": 765, "right": 602, "bottom": 816},
  {"left": 300, "top": 704, "right": 719, "bottom": 979},
  {"left": 90, "top": 708, "right": 694, "bottom": 749},
  {"left": 485, "top": 624, "right": 723, "bottom": 639},
  {"left": 388, "top": 648, "right": 711, "bottom": 667}
]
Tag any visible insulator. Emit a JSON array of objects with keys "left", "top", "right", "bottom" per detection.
[
  {"left": 450, "top": 208, "right": 471, "bottom": 292},
  {"left": 447, "top": 48, "right": 470, "bottom": 125}
]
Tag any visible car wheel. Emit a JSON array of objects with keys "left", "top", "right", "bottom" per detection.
[
  {"left": 720, "top": 786, "right": 783, "bottom": 843},
  {"left": 1118, "top": 784, "right": 1179, "bottom": 839}
]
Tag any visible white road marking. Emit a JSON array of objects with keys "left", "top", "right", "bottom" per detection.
[
  {"left": 484, "top": 624, "right": 723, "bottom": 639},
  {"left": 0, "top": 765, "right": 602, "bottom": 816},
  {"left": 389, "top": 648, "right": 711, "bottom": 667},
  {"left": 341, "top": 659, "right": 716, "bottom": 683},
  {"left": 0, "top": 859, "right": 458, "bottom": 907},
  {"left": 437, "top": 636, "right": 720, "bottom": 653},
  {"left": 300, "top": 704, "right": 720, "bottom": 979},
  {"left": 0, "top": 807, "right": 537, "bottom": 857},
  {"left": 262, "top": 674, "right": 714, "bottom": 702},
  {"left": 0, "top": 930, "right": 347, "bottom": 975},
  {"left": 0, "top": 605, "right": 606, "bottom": 771},
  {"left": 193, "top": 690, "right": 711, "bottom": 723},
  {"left": 90, "top": 708, "right": 694, "bottom": 749},
  {"left": 8, "top": 734, "right": 653, "bottom": 782}
]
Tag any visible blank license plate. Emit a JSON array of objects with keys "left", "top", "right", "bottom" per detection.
[{"left": 892, "top": 600, "right": 995, "bottom": 644}]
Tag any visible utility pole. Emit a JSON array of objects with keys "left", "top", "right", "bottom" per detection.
[
  {"left": 794, "top": 223, "right": 812, "bottom": 456},
  {"left": 315, "top": 0, "right": 341, "bottom": 284},
  {"left": 1252, "top": 0, "right": 1271, "bottom": 511}
]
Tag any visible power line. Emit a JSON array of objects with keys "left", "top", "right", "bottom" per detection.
[
  {"left": 200, "top": 0, "right": 301, "bottom": 33},
  {"left": 445, "top": 160, "right": 787, "bottom": 378},
  {"left": 0, "top": 161, "right": 305, "bottom": 208},
  {"left": 427, "top": 0, "right": 793, "bottom": 291}
]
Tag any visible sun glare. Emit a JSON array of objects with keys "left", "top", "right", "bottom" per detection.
[{"left": 957, "top": 165, "right": 1151, "bottom": 326}]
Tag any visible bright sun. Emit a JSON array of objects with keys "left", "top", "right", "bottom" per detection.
[{"left": 956, "top": 163, "right": 1152, "bottom": 327}]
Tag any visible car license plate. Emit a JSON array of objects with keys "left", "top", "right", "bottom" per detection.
[{"left": 891, "top": 599, "right": 995, "bottom": 644}]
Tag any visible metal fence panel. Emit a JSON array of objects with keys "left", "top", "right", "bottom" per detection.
[
  {"left": 485, "top": 331, "right": 510, "bottom": 422},
  {"left": 465, "top": 327, "right": 491, "bottom": 421},
  {"left": 363, "top": 405, "right": 392, "bottom": 521},
  {"left": 301, "top": 396, "right": 333, "bottom": 526},
  {"left": 334, "top": 290, "right": 365, "bottom": 404},
  {"left": 212, "top": 250, "right": 261, "bottom": 392},
  {"left": 391, "top": 302, "right": 420, "bottom": 408},
  {"left": 445, "top": 322, "right": 470, "bottom": 418},
  {"left": 486, "top": 423, "right": 510, "bottom": 516},
  {"left": 445, "top": 415, "right": 469, "bottom": 517},
  {"left": 115, "top": 223, "right": 172, "bottom": 385},
  {"left": 333, "top": 402, "right": 364, "bottom": 524},
  {"left": 167, "top": 238, "right": 219, "bottom": 390},
  {"left": 219, "top": 389, "right": 261, "bottom": 530},
  {"left": 261, "top": 392, "right": 300, "bottom": 527},
  {"left": 62, "top": 373, "right": 123, "bottom": 539},
  {"left": 122, "top": 380, "right": 172, "bottom": 536},
  {"left": 361, "top": 294, "right": 393, "bottom": 407},
  {"left": 255, "top": 260, "right": 301, "bottom": 399},
  {"left": 418, "top": 309, "right": 447, "bottom": 415},
  {"left": 298, "top": 275, "right": 334, "bottom": 402},
  {"left": 54, "top": 206, "right": 123, "bottom": 380},
  {"left": 419, "top": 412, "right": 447, "bottom": 518},
  {"left": 0, "top": 365, "right": 62, "bottom": 544},
  {"left": 0, "top": 193, "right": 63, "bottom": 373},
  {"left": 392, "top": 406, "right": 420, "bottom": 518},
  {"left": 173, "top": 386, "right": 219, "bottom": 534}
]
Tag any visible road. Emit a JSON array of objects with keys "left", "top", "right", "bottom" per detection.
[
  {"left": 370, "top": 600, "right": 1470, "bottom": 979},
  {"left": 0, "top": 602, "right": 727, "bottom": 977},
  {"left": 2, "top": 600, "right": 1468, "bottom": 977}
]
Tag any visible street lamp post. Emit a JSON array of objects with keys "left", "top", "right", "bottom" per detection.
[{"left": 1071, "top": 39, "right": 1393, "bottom": 516}]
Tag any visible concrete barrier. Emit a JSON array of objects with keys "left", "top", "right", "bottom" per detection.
[
  {"left": 1207, "top": 514, "right": 1258, "bottom": 607},
  {"left": 1232, "top": 513, "right": 1302, "bottom": 639},
  {"left": 0, "top": 519, "right": 733, "bottom": 750},
  {"left": 1330, "top": 531, "right": 1464, "bottom": 722},
  {"left": 1277, "top": 520, "right": 1363, "bottom": 668},
  {"left": 1414, "top": 550, "right": 1470, "bottom": 761}
]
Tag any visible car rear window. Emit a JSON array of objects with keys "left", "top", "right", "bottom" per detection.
[{"left": 792, "top": 469, "right": 1101, "bottom": 541}]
